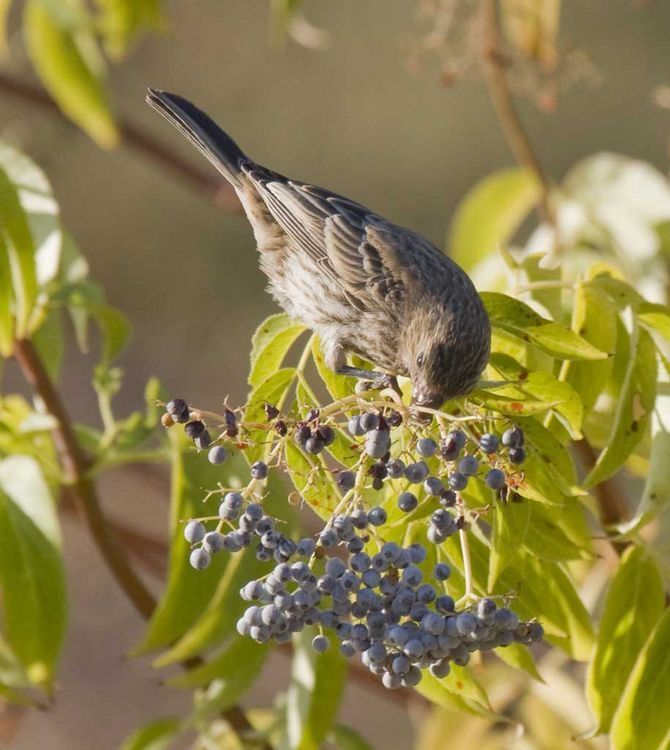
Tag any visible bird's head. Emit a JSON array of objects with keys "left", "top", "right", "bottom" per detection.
[{"left": 403, "top": 297, "right": 491, "bottom": 410}]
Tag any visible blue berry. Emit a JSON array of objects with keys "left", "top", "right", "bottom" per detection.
[
  {"left": 208, "top": 445, "right": 229, "bottom": 465},
  {"left": 430, "top": 659, "right": 451, "bottom": 678},
  {"left": 305, "top": 436, "right": 324, "bottom": 454},
  {"left": 360, "top": 412, "right": 380, "bottom": 432},
  {"left": 365, "top": 429, "right": 390, "bottom": 458},
  {"left": 312, "top": 635, "right": 330, "bottom": 653},
  {"left": 409, "top": 543, "right": 427, "bottom": 564},
  {"left": 440, "top": 429, "right": 467, "bottom": 460},
  {"left": 456, "top": 613, "right": 477, "bottom": 634},
  {"left": 325, "top": 557, "right": 346, "bottom": 578},
  {"left": 448, "top": 472, "right": 468, "bottom": 491},
  {"left": 319, "top": 529, "right": 338, "bottom": 548},
  {"left": 458, "top": 455, "right": 479, "bottom": 476},
  {"left": 398, "top": 491, "right": 418, "bottom": 513},
  {"left": 424, "top": 476, "right": 445, "bottom": 496},
  {"left": 435, "top": 595, "right": 455, "bottom": 613},
  {"left": 434, "top": 563, "right": 451, "bottom": 581},
  {"left": 416, "top": 437, "right": 438, "bottom": 457},
  {"left": 340, "top": 641, "right": 355, "bottom": 657},
  {"left": 479, "top": 433, "right": 499, "bottom": 454},
  {"left": 421, "top": 612, "right": 445, "bottom": 635},
  {"left": 184, "top": 520, "right": 205, "bottom": 544},
  {"left": 402, "top": 565, "right": 423, "bottom": 586},
  {"left": 405, "top": 461, "right": 429, "bottom": 483},
  {"left": 336, "top": 470, "right": 356, "bottom": 491},
  {"left": 382, "top": 671, "right": 402, "bottom": 689},
  {"left": 296, "top": 538, "right": 315, "bottom": 557},
  {"left": 362, "top": 569, "right": 381, "bottom": 588},
  {"left": 195, "top": 430, "right": 211, "bottom": 450},
  {"left": 485, "top": 468, "right": 506, "bottom": 489},
  {"left": 166, "top": 398, "right": 189, "bottom": 422},
  {"left": 251, "top": 461, "right": 268, "bottom": 479},
  {"left": 502, "top": 426, "right": 524, "bottom": 448},
  {"left": 203, "top": 531, "right": 225, "bottom": 553},
  {"left": 509, "top": 447, "right": 527, "bottom": 465},
  {"left": 367, "top": 507, "right": 387, "bottom": 526},
  {"left": 391, "top": 654, "right": 410, "bottom": 674},
  {"left": 189, "top": 547, "right": 211, "bottom": 570},
  {"left": 401, "top": 665, "right": 422, "bottom": 687},
  {"left": 386, "top": 458, "right": 406, "bottom": 479},
  {"left": 348, "top": 416, "right": 365, "bottom": 436}
]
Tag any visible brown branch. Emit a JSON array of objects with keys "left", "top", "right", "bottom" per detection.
[
  {"left": 477, "top": 0, "right": 635, "bottom": 546},
  {"left": 12, "top": 339, "right": 265, "bottom": 746},
  {"left": 479, "top": 0, "right": 555, "bottom": 226},
  {"left": 574, "top": 440, "right": 630, "bottom": 555},
  {"left": 0, "top": 72, "right": 242, "bottom": 213}
]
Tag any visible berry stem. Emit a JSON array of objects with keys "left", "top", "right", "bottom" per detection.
[{"left": 456, "top": 493, "right": 474, "bottom": 599}]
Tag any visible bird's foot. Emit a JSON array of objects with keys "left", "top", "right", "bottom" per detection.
[{"left": 337, "top": 365, "right": 402, "bottom": 397}]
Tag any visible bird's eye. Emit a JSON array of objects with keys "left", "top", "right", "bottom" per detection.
[{"left": 416, "top": 353, "right": 425, "bottom": 367}]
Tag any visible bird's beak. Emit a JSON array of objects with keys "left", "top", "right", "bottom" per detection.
[{"left": 411, "top": 393, "right": 444, "bottom": 411}]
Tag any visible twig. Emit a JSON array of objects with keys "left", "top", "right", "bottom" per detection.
[
  {"left": 12, "top": 339, "right": 265, "bottom": 746},
  {"left": 13, "top": 338, "right": 157, "bottom": 619},
  {"left": 479, "top": 0, "right": 555, "bottom": 226},
  {"left": 0, "top": 72, "right": 241, "bottom": 213}
]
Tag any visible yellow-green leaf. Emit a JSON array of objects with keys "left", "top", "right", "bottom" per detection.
[
  {"left": 587, "top": 546, "right": 665, "bottom": 734},
  {"left": 611, "top": 607, "right": 670, "bottom": 750},
  {"left": 449, "top": 167, "right": 539, "bottom": 270},
  {"left": 24, "top": 0, "right": 119, "bottom": 148}
]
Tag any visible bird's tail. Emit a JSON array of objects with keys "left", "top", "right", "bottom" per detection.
[{"left": 146, "top": 88, "right": 248, "bottom": 186}]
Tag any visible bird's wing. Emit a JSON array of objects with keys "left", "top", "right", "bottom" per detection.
[{"left": 243, "top": 167, "right": 413, "bottom": 311}]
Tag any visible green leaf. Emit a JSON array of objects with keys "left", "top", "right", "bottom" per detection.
[
  {"left": 0, "top": 456, "right": 66, "bottom": 690},
  {"left": 481, "top": 292, "right": 608, "bottom": 361},
  {"left": 94, "top": 0, "right": 164, "bottom": 58},
  {"left": 563, "top": 281, "right": 617, "bottom": 417},
  {"left": 168, "top": 636, "right": 270, "bottom": 693},
  {"left": 415, "top": 665, "right": 496, "bottom": 718},
  {"left": 23, "top": 0, "right": 119, "bottom": 148},
  {"left": 89, "top": 303, "right": 131, "bottom": 363},
  {"left": 244, "top": 368, "right": 297, "bottom": 464},
  {"left": 585, "top": 324, "right": 657, "bottom": 488},
  {"left": 0, "top": 232, "right": 15, "bottom": 356},
  {"left": 133, "top": 431, "right": 235, "bottom": 655},
  {"left": 611, "top": 608, "right": 670, "bottom": 750},
  {"left": 0, "top": 159, "right": 37, "bottom": 340},
  {"left": 31, "top": 309, "right": 64, "bottom": 382},
  {"left": 488, "top": 353, "right": 583, "bottom": 437},
  {"left": 328, "top": 725, "right": 374, "bottom": 750},
  {"left": 638, "top": 301, "right": 670, "bottom": 341},
  {"left": 120, "top": 718, "right": 182, "bottom": 750},
  {"left": 286, "top": 628, "right": 347, "bottom": 750},
  {"left": 285, "top": 440, "right": 341, "bottom": 520},
  {"left": 153, "top": 469, "right": 291, "bottom": 666},
  {"left": 619, "top": 429, "right": 670, "bottom": 535},
  {"left": 587, "top": 545, "right": 665, "bottom": 735},
  {"left": 494, "top": 642, "right": 543, "bottom": 681},
  {"left": 449, "top": 167, "right": 539, "bottom": 270},
  {"left": 248, "top": 313, "right": 305, "bottom": 388}
]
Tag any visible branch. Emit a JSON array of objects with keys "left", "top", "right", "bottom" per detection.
[
  {"left": 12, "top": 339, "right": 265, "bottom": 746},
  {"left": 477, "top": 0, "right": 633, "bottom": 547},
  {"left": 0, "top": 72, "right": 242, "bottom": 213},
  {"left": 479, "top": 0, "right": 555, "bottom": 226},
  {"left": 574, "top": 440, "right": 630, "bottom": 555}
]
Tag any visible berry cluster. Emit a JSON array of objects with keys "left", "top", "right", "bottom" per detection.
[
  {"left": 163, "top": 396, "right": 540, "bottom": 689},
  {"left": 233, "top": 503, "right": 542, "bottom": 688}
]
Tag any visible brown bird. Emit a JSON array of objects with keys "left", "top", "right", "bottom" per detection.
[{"left": 146, "top": 90, "right": 490, "bottom": 408}]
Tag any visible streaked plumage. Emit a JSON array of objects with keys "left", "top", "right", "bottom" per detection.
[{"left": 146, "top": 89, "right": 490, "bottom": 407}]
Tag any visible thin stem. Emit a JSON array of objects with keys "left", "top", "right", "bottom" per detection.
[
  {"left": 0, "top": 72, "right": 241, "bottom": 213},
  {"left": 12, "top": 339, "right": 267, "bottom": 746},
  {"left": 457, "top": 494, "right": 474, "bottom": 598},
  {"left": 13, "top": 339, "right": 156, "bottom": 619},
  {"left": 479, "top": 0, "right": 555, "bottom": 226}
]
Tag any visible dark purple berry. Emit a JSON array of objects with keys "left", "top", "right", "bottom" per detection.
[
  {"left": 184, "top": 420, "right": 205, "bottom": 439},
  {"left": 509, "top": 447, "right": 527, "bottom": 465}
]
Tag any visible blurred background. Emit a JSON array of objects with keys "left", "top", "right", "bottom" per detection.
[{"left": 0, "top": 1, "right": 669, "bottom": 747}]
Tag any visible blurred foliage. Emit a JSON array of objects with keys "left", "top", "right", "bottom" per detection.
[{"left": 0, "top": 2, "right": 668, "bottom": 750}]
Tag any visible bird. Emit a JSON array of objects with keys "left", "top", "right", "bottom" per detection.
[{"left": 146, "top": 89, "right": 491, "bottom": 409}]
